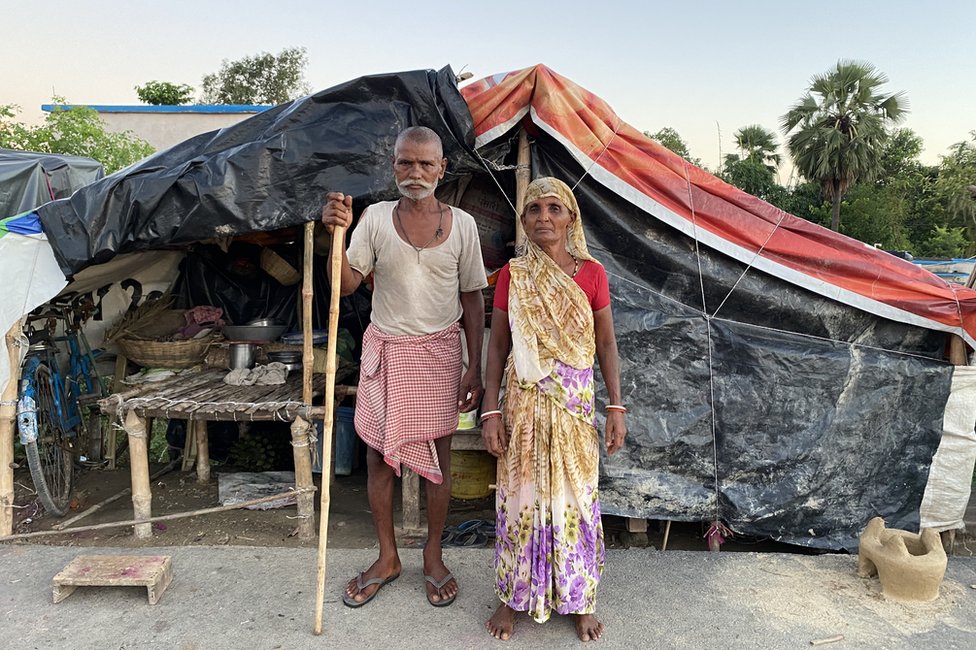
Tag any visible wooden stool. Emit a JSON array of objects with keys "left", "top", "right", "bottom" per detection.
[{"left": 53, "top": 555, "right": 173, "bottom": 604}]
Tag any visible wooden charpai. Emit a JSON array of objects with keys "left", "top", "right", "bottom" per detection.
[{"left": 52, "top": 555, "right": 173, "bottom": 605}]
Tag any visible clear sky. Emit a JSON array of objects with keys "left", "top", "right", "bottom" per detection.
[{"left": 3, "top": 0, "right": 974, "bottom": 176}]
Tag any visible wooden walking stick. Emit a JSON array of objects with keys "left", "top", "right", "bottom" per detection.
[{"left": 313, "top": 217, "right": 346, "bottom": 635}]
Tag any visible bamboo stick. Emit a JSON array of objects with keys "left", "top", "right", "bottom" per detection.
[
  {"left": 290, "top": 220, "right": 316, "bottom": 539},
  {"left": 514, "top": 127, "right": 531, "bottom": 244},
  {"left": 124, "top": 410, "right": 153, "bottom": 539},
  {"left": 0, "top": 486, "right": 316, "bottom": 542},
  {"left": 313, "top": 223, "right": 346, "bottom": 635},
  {"left": 0, "top": 322, "right": 23, "bottom": 537},
  {"left": 193, "top": 419, "right": 210, "bottom": 483}
]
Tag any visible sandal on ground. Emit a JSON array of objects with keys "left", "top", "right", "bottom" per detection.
[
  {"left": 424, "top": 572, "right": 458, "bottom": 607},
  {"left": 341, "top": 572, "right": 399, "bottom": 608}
]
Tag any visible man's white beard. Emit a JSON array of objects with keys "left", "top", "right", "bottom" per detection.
[{"left": 397, "top": 178, "right": 437, "bottom": 200}]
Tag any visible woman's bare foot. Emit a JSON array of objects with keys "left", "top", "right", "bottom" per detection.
[
  {"left": 486, "top": 603, "right": 517, "bottom": 640},
  {"left": 574, "top": 614, "right": 604, "bottom": 641},
  {"left": 343, "top": 555, "right": 401, "bottom": 605}
]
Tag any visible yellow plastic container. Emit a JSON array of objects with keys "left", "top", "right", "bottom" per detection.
[{"left": 450, "top": 450, "right": 496, "bottom": 500}]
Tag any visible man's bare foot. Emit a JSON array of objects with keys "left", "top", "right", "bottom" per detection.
[
  {"left": 422, "top": 544, "right": 458, "bottom": 605},
  {"left": 486, "top": 603, "right": 516, "bottom": 640},
  {"left": 343, "top": 556, "right": 401, "bottom": 605},
  {"left": 574, "top": 614, "right": 604, "bottom": 641}
]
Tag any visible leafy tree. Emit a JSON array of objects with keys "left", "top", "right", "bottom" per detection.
[
  {"left": 0, "top": 100, "right": 154, "bottom": 174},
  {"left": 722, "top": 156, "right": 778, "bottom": 200},
  {"left": 644, "top": 127, "right": 702, "bottom": 167},
  {"left": 781, "top": 60, "right": 908, "bottom": 232},
  {"left": 201, "top": 47, "right": 310, "bottom": 105},
  {"left": 135, "top": 80, "right": 194, "bottom": 105},
  {"left": 917, "top": 225, "right": 968, "bottom": 258},
  {"left": 721, "top": 125, "right": 782, "bottom": 199},
  {"left": 936, "top": 132, "right": 976, "bottom": 232}
]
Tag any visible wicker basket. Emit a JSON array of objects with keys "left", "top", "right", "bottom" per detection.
[
  {"left": 118, "top": 336, "right": 213, "bottom": 369},
  {"left": 260, "top": 248, "right": 301, "bottom": 286}
]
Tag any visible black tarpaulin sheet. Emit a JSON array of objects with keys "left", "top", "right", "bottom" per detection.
[
  {"left": 0, "top": 149, "right": 103, "bottom": 218},
  {"left": 524, "top": 137, "right": 949, "bottom": 551},
  {"left": 36, "top": 67, "right": 481, "bottom": 276}
]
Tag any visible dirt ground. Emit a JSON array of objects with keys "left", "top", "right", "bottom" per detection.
[{"left": 9, "top": 460, "right": 976, "bottom": 558}]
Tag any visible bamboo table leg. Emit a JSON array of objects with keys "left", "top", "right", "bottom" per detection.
[
  {"left": 290, "top": 417, "right": 316, "bottom": 539},
  {"left": 401, "top": 469, "right": 422, "bottom": 533},
  {"left": 124, "top": 411, "right": 152, "bottom": 539},
  {"left": 193, "top": 420, "right": 210, "bottom": 483}
]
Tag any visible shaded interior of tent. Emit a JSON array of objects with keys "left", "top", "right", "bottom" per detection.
[{"left": 5, "top": 65, "right": 975, "bottom": 552}]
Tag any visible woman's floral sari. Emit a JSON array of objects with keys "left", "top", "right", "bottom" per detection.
[{"left": 494, "top": 235, "right": 605, "bottom": 623}]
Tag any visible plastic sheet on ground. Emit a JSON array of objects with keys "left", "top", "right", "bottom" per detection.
[{"left": 217, "top": 471, "right": 298, "bottom": 510}]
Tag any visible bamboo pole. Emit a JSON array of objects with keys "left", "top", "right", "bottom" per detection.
[
  {"left": 124, "top": 410, "right": 153, "bottom": 539},
  {"left": 0, "top": 486, "right": 316, "bottom": 542},
  {"left": 290, "top": 220, "right": 316, "bottom": 539},
  {"left": 193, "top": 419, "right": 210, "bottom": 483},
  {"left": 0, "top": 322, "right": 23, "bottom": 537},
  {"left": 313, "top": 223, "right": 346, "bottom": 635},
  {"left": 514, "top": 127, "right": 531, "bottom": 244},
  {"left": 942, "top": 332, "right": 969, "bottom": 553}
]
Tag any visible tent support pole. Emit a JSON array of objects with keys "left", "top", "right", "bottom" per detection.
[
  {"left": 514, "top": 127, "right": 531, "bottom": 240},
  {"left": 290, "top": 220, "right": 317, "bottom": 540},
  {"left": 0, "top": 322, "right": 22, "bottom": 537}
]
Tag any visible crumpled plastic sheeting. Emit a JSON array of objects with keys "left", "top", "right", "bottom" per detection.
[
  {"left": 529, "top": 144, "right": 953, "bottom": 551},
  {"left": 36, "top": 66, "right": 481, "bottom": 277},
  {"left": 217, "top": 471, "right": 298, "bottom": 510},
  {"left": 920, "top": 365, "right": 976, "bottom": 531}
]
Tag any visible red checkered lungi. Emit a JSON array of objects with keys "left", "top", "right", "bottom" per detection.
[{"left": 355, "top": 322, "right": 462, "bottom": 484}]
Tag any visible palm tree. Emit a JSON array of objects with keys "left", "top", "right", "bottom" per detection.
[
  {"left": 781, "top": 60, "right": 908, "bottom": 231},
  {"left": 732, "top": 124, "right": 781, "bottom": 172}
]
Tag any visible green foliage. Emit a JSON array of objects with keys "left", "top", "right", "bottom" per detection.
[
  {"left": 0, "top": 100, "right": 154, "bottom": 174},
  {"left": 229, "top": 428, "right": 293, "bottom": 471},
  {"left": 722, "top": 155, "right": 778, "bottom": 200},
  {"left": 135, "top": 80, "right": 195, "bottom": 105},
  {"left": 201, "top": 47, "right": 310, "bottom": 105},
  {"left": 644, "top": 127, "right": 703, "bottom": 167},
  {"left": 917, "top": 225, "right": 969, "bottom": 258},
  {"left": 730, "top": 124, "right": 781, "bottom": 171},
  {"left": 782, "top": 60, "right": 908, "bottom": 231},
  {"left": 837, "top": 184, "right": 911, "bottom": 250},
  {"left": 936, "top": 132, "right": 976, "bottom": 232}
]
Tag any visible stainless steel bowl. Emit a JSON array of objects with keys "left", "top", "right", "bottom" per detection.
[{"left": 246, "top": 318, "right": 282, "bottom": 327}]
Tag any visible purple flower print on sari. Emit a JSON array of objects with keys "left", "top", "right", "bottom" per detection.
[{"left": 538, "top": 361, "right": 594, "bottom": 423}]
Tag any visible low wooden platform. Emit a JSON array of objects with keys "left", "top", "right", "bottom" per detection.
[{"left": 52, "top": 555, "right": 173, "bottom": 604}]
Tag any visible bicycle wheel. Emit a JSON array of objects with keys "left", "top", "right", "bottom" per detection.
[{"left": 24, "top": 364, "right": 73, "bottom": 516}]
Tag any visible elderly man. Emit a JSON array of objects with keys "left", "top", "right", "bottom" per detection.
[{"left": 321, "top": 126, "right": 487, "bottom": 608}]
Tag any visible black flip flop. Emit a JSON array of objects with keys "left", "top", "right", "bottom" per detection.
[
  {"left": 424, "top": 572, "right": 457, "bottom": 607},
  {"left": 342, "top": 572, "right": 399, "bottom": 608}
]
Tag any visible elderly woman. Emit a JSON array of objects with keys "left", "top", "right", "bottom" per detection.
[{"left": 482, "top": 177, "right": 626, "bottom": 642}]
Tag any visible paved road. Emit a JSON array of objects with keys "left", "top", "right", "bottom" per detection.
[{"left": 1, "top": 545, "right": 974, "bottom": 649}]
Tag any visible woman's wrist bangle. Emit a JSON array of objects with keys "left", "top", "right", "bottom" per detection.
[
  {"left": 479, "top": 410, "right": 502, "bottom": 422},
  {"left": 606, "top": 405, "right": 627, "bottom": 414}
]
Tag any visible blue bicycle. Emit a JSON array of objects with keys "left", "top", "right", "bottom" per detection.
[{"left": 17, "top": 303, "right": 104, "bottom": 516}]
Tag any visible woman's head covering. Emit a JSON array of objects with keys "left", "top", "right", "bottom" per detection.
[{"left": 519, "top": 177, "right": 595, "bottom": 261}]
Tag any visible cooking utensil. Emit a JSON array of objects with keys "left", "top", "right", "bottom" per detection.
[
  {"left": 228, "top": 343, "right": 256, "bottom": 369},
  {"left": 222, "top": 324, "right": 287, "bottom": 342}
]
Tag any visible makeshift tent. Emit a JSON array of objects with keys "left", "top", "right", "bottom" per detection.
[
  {"left": 0, "top": 149, "right": 103, "bottom": 220},
  {"left": 5, "top": 65, "right": 975, "bottom": 551}
]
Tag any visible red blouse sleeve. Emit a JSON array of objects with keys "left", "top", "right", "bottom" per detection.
[
  {"left": 493, "top": 263, "right": 512, "bottom": 311},
  {"left": 582, "top": 261, "right": 611, "bottom": 311}
]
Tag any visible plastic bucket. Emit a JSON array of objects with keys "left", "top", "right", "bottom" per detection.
[
  {"left": 450, "top": 450, "right": 495, "bottom": 500},
  {"left": 313, "top": 406, "right": 356, "bottom": 475}
]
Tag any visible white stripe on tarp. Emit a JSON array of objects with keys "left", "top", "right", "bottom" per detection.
[
  {"left": 515, "top": 106, "right": 976, "bottom": 349},
  {"left": 473, "top": 107, "right": 529, "bottom": 150},
  {"left": 920, "top": 365, "right": 976, "bottom": 531}
]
